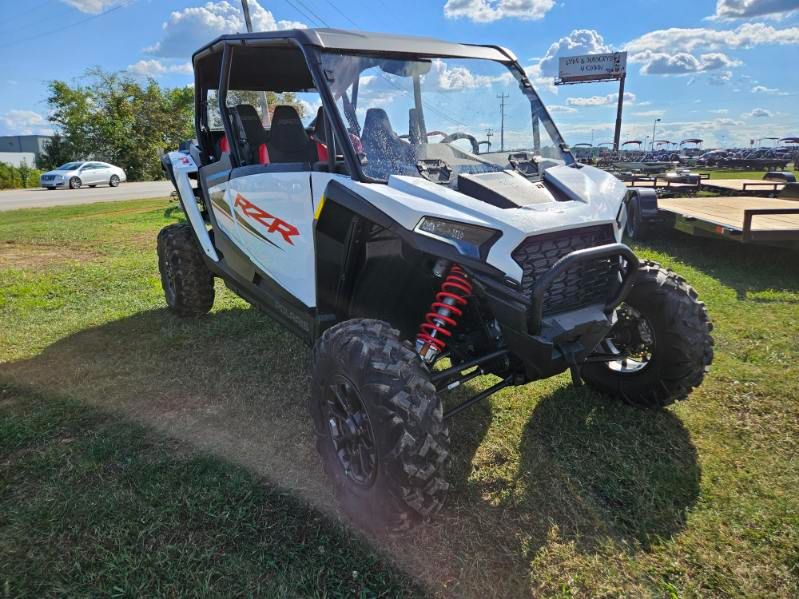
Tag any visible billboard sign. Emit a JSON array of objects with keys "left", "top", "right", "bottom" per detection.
[{"left": 557, "top": 52, "right": 627, "bottom": 84}]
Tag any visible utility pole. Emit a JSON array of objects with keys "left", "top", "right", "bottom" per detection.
[
  {"left": 497, "top": 93, "right": 508, "bottom": 152},
  {"left": 241, "top": 0, "right": 253, "bottom": 32},
  {"left": 485, "top": 128, "right": 493, "bottom": 152},
  {"left": 612, "top": 74, "right": 625, "bottom": 153}
]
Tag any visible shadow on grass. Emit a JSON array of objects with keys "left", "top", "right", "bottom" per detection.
[
  {"left": 516, "top": 385, "right": 699, "bottom": 550},
  {"left": 636, "top": 227, "right": 799, "bottom": 301},
  {"left": 0, "top": 306, "right": 700, "bottom": 595}
]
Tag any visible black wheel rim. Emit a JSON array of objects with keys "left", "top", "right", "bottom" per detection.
[
  {"left": 324, "top": 375, "right": 377, "bottom": 487},
  {"left": 605, "top": 304, "right": 656, "bottom": 374}
]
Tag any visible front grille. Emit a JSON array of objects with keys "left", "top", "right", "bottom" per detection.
[
  {"left": 41, "top": 175, "right": 54, "bottom": 181},
  {"left": 511, "top": 225, "right": 617, "bottom": 316}
]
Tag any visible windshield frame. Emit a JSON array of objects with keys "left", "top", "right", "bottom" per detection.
[{"left": 316, "top": 49, "right": 575, "bottom": 183}]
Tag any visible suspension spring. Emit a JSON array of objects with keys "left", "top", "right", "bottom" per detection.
[{"left": 416, "top": 264, "right": 473, "bottom": 364}]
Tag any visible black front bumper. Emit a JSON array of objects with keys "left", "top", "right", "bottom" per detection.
[{"left": 475, "top": 243, "right": 639, "bottom": 381}]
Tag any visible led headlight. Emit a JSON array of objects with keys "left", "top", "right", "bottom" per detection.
[{"left": 415, "top": 217, "right": 500, "bottom": 259}]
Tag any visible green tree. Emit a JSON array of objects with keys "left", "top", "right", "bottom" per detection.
[
  {"left": 38, "top": 134, "right": 75, "bottom": 171},
  {"left": 46, "top": 69, "right": 194, "bottom": 181}
]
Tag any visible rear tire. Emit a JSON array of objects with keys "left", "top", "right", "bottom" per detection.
[
  {"left": 156, "top": 223, "right": 214, "bottom": 317},
  {"left": 310, "top": 319, "right": 450, "bottom": 533},
  {"left": 582, "top": 261, "right": 713, "bottom": 408}
]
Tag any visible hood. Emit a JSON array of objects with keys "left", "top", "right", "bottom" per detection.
[
  {"left": 347, "top": 164, "right": 627, "bottom": 282},
  {"left": 44, "top": 169, "right": 79, "bottom": 176}
]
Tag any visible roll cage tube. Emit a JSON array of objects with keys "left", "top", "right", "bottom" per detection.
[{"left": 213, "top": 39, "right": 362, "bottom": 177}]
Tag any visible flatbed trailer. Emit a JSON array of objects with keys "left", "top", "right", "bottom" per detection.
[
  {"left": 699, "top": 178, "right": 786, "bottom": 196},
  {"left": 626, "top": 183, "right": 799, "bottom": 248}
]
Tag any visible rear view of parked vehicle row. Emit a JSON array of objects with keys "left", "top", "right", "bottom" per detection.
[
  {"left": 158, "top": 29, "right": 714, "bottom": 533},
  {"left": 40, "top": 161, "right": 126, "bottom": 189}
]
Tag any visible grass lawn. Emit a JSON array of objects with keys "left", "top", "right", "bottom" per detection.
[{"left": 1, "top": 197, "right": 798, "bottom": 597}]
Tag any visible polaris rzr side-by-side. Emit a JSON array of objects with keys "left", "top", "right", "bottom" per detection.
[{"left": 159, "top": 29, "right": 713, "bottom": 533}]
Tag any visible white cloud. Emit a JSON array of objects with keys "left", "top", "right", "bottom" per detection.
[
  {"left": 538, "top": 29, "right": 611, "bottom": 77},
  {"left": 626, "top": 22, "right": 799, "bottom": 55},
  {"left": 712, "top": 0, "right": 799, "bottom": 20},
  {"left": 426, "top": 59, "right": 507, "bottom": 91},
  {"left": 632, "top": 109, "right": 666, "bottom": 117},
  {"left": 547, "top": 105, "right": 577, "bottom": 114},
  {"left": 443, "top": 0, "right": 555, "bottom": 23},
  {"left": 146, "top": 0, "right": 305, "bottom": 58},
  {"left": 710, "top": 108, "right": 730, "bottom": 113},
  {"left": 0, "top": 110, "right": 53, "bottom": 136},
  {"left": 126, "top": 59, "right": 193, "bottom": 78},
  {"left": 60, "top": 0, "right": 126, "bottom": 13},
  {"left": 566, "top": 92, "right": 636, "bottom": 107},
  {"left": 745, "top": 107, "right": 773, "bottom": 117},
  {"left": 708, "top": 70, "right": 734, "bottom": 84},
  {"left": 635, "top": 51, "right": 741, "bottom": 75},
  {"left": 751, "top": 84, "right": 790, "bottom": 94}
]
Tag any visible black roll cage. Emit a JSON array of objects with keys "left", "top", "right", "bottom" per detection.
[{"left": 197, "top": 31, "right": 574, "bottom": 184}]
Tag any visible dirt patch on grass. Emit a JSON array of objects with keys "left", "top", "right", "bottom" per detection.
[{"left": 0, "top": 241, "right": 100, "bottom": 270}]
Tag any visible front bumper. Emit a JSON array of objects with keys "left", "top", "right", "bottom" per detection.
[{"left": 474, "top": 243, "right": 639, "bottom": 381}]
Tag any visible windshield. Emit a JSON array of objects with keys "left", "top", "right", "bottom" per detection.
[
  {"left": 57, "top": 162, "right": 83, "bottom": 171},
  {"left": 320, "top": 52, "right": 571, "bottom": 182}
]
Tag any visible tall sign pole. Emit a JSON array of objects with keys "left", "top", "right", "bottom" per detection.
[
  {"left": 613, "top": 74, "right": 625, "bottom": 153},
  {"left": 241, "top": 0, "right": 253, "bottom": 32},
  {"left": 555, "top": 52, "right": 628, "bottom": 154}
]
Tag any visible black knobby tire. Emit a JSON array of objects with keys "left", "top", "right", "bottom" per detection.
[
  {"left": 69, "top": 177, "right": 81, "bottom": 189},
  {"left": 156, "top": 223, "right": 215, "bottom": 317},
  {"left": 582, "top": 261, "right": 713, "bottom": 408},
  {"left": 310, "top": 319, "right": 450, "bottom": 533},
  {"left": 109, "top": 175, "right": 120, "bottom": 187}
]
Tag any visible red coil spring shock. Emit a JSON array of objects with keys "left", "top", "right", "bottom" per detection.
[{"left": 416, "top": 264, "right": 472, "bottom": 363}]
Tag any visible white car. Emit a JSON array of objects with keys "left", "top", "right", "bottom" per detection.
[{"left": 40, "top": 161, "right": 127, "bottom": 190}]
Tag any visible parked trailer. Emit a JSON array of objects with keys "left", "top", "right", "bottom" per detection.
[
  {"left": 699, "top": 178, "right": 789, "bottom": 197},
  {"left": 625, "top": 183, "right": 799, "bottom": 249}
]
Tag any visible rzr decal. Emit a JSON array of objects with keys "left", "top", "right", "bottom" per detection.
[{"left": 234, "top": 194, "right": 299, "bottom": 246}]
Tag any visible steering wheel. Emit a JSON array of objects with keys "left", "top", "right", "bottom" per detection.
[{"left": 437, "top": 132, "right": 480, "bottom": 155}]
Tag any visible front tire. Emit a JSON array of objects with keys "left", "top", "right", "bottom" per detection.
[
  {"left": 582, "top": 261, "right": 713, "bottom": 408},
  {"left": 156, "top": 223, "right": 214, "bottom": 317},
  {"left": 310, "top": 319, "right": 450, "bottom": 533},
  {"left": 109, "top": 175, "right": 120, "bottom": 187},
  {"left": 69, "top": 177, "right": 81, "bottom": 189}
]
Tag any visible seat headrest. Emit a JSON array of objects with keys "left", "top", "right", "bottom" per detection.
[
  {"left": 269, "top": 105, "right": 308, "bottom": 152},
  {"left": 231, "top": 104, "right": 261, "bottom": 124},
  {"left": 363, "top": 108, "right": 394, "bottom": 136},
  {"left": 311, "top": 106, "right": 325, "bottom": 144}
]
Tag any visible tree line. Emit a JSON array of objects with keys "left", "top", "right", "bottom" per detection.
[{"left": 38, "top": 68, "right": 195, "bottom": 181}]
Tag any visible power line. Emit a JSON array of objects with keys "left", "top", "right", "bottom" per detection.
[
  {"left": 322, "top": 0, "right": 359, "bottom": 28},
  {"left": 0, "top": 0, "right": 55, "bottom": 30},
  {"left": 282, "top": 0, "right": 329, "bottom": 28},
  {"left": 0, "top": 1, "right": 129, "bottom": 49}
]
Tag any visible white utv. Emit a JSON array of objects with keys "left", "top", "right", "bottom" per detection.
[{"left": 159, "top": 29, "right": 713, "bottom": 533}]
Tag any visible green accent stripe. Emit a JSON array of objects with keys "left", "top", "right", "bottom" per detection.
[{"left": 236, "top": 213, "right": 283, "bottom": 251}]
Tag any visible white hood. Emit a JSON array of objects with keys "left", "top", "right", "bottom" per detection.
[{"left": 346, "top": 164, "right": 626, "bottom": 282}]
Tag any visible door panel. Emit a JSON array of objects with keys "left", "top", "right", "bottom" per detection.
[{"left": 227, "top": 171, "right": 316, "bottom": 307}]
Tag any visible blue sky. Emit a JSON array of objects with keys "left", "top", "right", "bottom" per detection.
[{"left": 1, "top": 0, "right": 798, "bottom": 148}]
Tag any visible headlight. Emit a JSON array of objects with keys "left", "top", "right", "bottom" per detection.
[
  {"left": 415, "top": 217, "right": 500, "bottom": 259},
  {"left": 55, "top": 175, "right": 63, "bottom": 181},
  {"left": 616, "top": 198, "right": 628, "bottom": 233}
]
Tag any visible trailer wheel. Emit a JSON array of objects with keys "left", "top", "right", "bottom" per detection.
[
  {"left": 581, "top": 261, "right": 713, "bottom": 408},
  {"left": 310, "top": 319, "right": 450, "bottom": 533},
  {"left": 624, "top": 195, "right": 649, "bottom": 240},
  {"left": 157, "top": 223, "right": 215, "bottom": 317}
]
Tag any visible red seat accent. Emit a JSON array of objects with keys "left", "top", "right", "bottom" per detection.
[
  {"left": 258, "top": 143, "right": 270, "bottom": 165},
  {"left": 219, "top": 136, "right": 230, "bottom": 153},
  {"left": 316, "top": 141, "right": 329, "bottom": 162}
]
